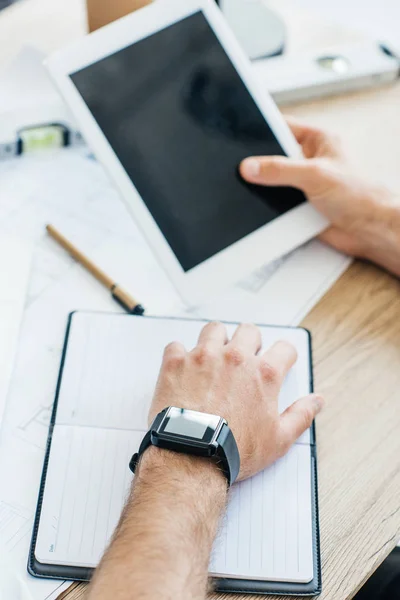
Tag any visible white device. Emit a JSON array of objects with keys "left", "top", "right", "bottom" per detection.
[
  {"left": 253, "top": 42, "right": 399, "bottom": 105},
  {"left": 217, "top": 0, "right": 286, "bottom": 60},
  {"left": 45, "top": 0, "right": 327, "bottom": 306}
]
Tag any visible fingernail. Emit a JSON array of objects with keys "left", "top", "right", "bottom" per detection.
[
  {"left": 312, "top": 394, "right": 324, "bottom": 414},
  {"left": 241, "top": 158, "right": 260, "bottom": 178}
]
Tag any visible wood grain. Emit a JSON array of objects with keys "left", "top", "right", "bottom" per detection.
[
  {"left": 48, "top": 32, "right": 400, "bottom": 600},
  {"left": 59, "top": 260, "right": 400, "bottom": 600},
  {"left": 57, "top": 77, "right": 400, "bottom": 600},
  {"left": 2, "top": 1, "right": 400, "bottom": 599}
]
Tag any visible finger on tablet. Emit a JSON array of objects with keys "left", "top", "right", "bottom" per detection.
[
  {"left": 228, "top": 323, "right": 262, "bottom": 355},
  {"left": 197, "top": 321, "right": 228, "bottom": 347},
  {"left": 240, "top": 156, "right": 312, "bottom": 191},
  {"left": 259, "top": 340, "right": 297, "bottom": 385}
]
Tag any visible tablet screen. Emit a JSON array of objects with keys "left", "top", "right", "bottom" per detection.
[{"left": 71, "top": 11, "right": 305, "bottom": 272}]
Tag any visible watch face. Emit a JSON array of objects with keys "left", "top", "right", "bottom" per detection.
[{"left": 158, "top": 407, "right": 222, "bottom": 444}]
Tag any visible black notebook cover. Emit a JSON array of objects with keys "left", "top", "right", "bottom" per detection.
[{"left": 28, "top": 312, "right": 321, "bottom": 596}]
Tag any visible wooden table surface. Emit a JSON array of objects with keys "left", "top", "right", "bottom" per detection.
[
  {"left": 1, "top": 1, "right": 400, "bottom": 599},
  {"left": 57, "top": 71, "right": 400, "bottom": 600},
  {"left": 60, "top": 261, "right": 400, "bottom": 600}
]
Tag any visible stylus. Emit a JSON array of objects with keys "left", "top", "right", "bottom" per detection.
[{"left": 46, "top": 224, "right": 145, "bottom": 315}]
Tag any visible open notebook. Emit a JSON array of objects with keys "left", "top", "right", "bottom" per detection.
[{"left": 29, "top": 313, "right": 321, "bottom": 596}]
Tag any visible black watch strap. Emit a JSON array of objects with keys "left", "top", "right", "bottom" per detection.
[
  {"left": 129, "top": 410, "right": 240, "bottom": 486},
  {"left": 215, "top": 423, "right": 240, "bottom": 485},
  {"left": 129, "top": 409, "right": 166, "bottom": 473},
  {"left": 129, "top": 429, "right": 151, "bottom": 473}
]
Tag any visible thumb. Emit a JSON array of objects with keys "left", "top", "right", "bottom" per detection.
[
  {"left": 278, "top": 393, "right": 324, "bottom": 454},
  {"left": 240, "top": 156, "right": 322, "bottom": 196}
]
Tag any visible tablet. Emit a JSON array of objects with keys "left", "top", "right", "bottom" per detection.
[{"left": 46, "top": 0, "right": 327, "bottom": 305}]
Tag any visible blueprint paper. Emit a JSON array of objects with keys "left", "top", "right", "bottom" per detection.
[
  {"left": 0, "top": 48, "right": 350, "bottom": 599},
  {"left": 0, "top": 237, "right": 32, "bottom": 429},
  {"left": 0, "top": 149, "right": 349, "bottom": 599}
]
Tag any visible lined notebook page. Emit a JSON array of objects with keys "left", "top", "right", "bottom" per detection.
[
  {"left": 56, "top": 313, "right": 311, "bottom": 443},
  {"left": 35, "top": 312, "right": 314, "bottom": 583}
]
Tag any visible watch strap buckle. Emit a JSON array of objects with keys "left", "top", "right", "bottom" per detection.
[{"left": 129, "top": 453, "right": 139, "bottom": 473}]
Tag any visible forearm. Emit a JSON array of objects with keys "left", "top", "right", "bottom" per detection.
[
  {"left": 360, "top": 197, "right": 400, "bottom": 277},
  {"left": 86, "top": 319, "right": 320, "bottom": 600},
  {"left": 87, "top": 447, "right": 227, "bottom": 600}
]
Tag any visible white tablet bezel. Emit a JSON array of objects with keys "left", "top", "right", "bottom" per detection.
[{"left": 45, "top": 0, "right": 328, "bottom": 306}]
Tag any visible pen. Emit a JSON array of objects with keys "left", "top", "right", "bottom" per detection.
[{"left": 46, "top": 224, "right": 145, "bottom": 315}]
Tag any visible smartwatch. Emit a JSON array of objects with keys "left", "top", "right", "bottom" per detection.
[{"left": 129, "top": 406, "right": 240, "bottom": 486}]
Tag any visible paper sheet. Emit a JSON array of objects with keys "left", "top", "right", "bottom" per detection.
[
  {"left": 0, "top": 237, "right": 32, "bottom": 428},
  {"left": 0, "top": 48, "right": 350, "bottom": 599},
  {"left": 34, "top": 314, "right": 314, "bottom": 583},
  {"left": 0, "top": 46, "right": 75, "bottom": 145},
  {"left": 0, "top": 148, "right": 349, "bottom": 598}
]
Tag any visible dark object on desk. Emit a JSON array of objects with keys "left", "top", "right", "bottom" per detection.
[
  {"left": 354, "top": 547, "right": 400, "bottom": 600},
  {"left": 111, "top": 284, "right": 145, "bottom": 315},
  {"left": 46, "top": 224, "right": 145, "bottom": 315}
]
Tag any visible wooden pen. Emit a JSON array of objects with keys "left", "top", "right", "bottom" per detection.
[{"left": 46, "top": 224, "right": 145, "bottom": 315}]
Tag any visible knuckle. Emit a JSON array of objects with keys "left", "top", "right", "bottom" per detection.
[
  {"left": 164, "top": 341, "right": 183, "bottom": 356},
  {"left": 163, "top": 342, "right": 185, "bottom": 369},
  {"left": 312, "top": 125, "right": 342, "bottom": 156},
  {"left": 264, "top": 157, "right": 284, "bottom": 179},
  {"left": 307, "top": 125, "right": 327, "bottom": 146},
  {"left": 307, "top": 160, "right": 332, "bottom": 188},
  {"left": 314, "top": 127, "right": 326, "bottom": 143},
  {"left": 224, "top": 346, "right": 245, "bottom": 366},
  {"left": 191, "top": 345, "right": 216, "bottom": 365},
  {"left": 307, "top": 159, "right": 323, "bottom": 178},
  {"left": 259, "top": 360, "right": 279, "bottom": 384}
]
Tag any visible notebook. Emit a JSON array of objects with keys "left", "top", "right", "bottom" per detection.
[{"left": 29, "top": 312, "right": 321, "bottom": 596}]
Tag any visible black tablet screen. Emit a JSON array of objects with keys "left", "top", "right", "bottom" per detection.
[{"left": 71, "top": 11, "right": 304, "bottom": 272}]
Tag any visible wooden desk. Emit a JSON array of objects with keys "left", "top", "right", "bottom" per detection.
[
  {"left": 1, "top": 1, "right": 400, "bottom": 599},
  {"left": 61, "top": 260, "right": 400, "bottom": 600},
  {"left": 53, "top": 82, "right": 400, "bottom": 600}
]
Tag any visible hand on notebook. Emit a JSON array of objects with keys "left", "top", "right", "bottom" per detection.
[
  {"left": 85, "top": 318, "right": 319, "bottom": 600},
  {"left": 240, "top": 118, "right": 400, "bottom": 279},
  {"left": 150, "top": 321, "right": 323, "bottom": 480}
]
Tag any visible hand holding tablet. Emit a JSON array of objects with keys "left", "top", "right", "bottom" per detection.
[{"left": 46, "top": 0, "right": 328, "bottom": 305}]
